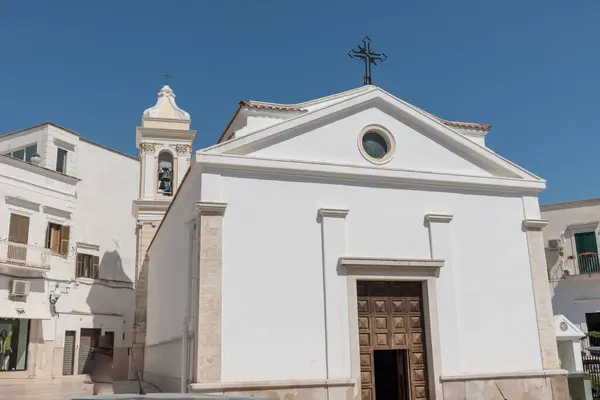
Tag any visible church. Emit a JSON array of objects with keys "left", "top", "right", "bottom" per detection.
[{"left": 141, "top": 82, "right": 569, "bottom": 400}]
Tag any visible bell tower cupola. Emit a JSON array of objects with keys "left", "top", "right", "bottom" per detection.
[{"left": 136, "top": 85, "right": 196, "bottom": 200}]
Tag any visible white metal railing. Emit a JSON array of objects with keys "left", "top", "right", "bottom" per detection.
[
  {"left": 576, "top": 252, "right": 600, "bottom": 275},
  {"left": 0, "top": 239, "right": 51, "bottom": 270}
]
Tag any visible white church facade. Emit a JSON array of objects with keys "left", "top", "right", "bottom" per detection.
[{"left": 143, "top": 85, "right": 569, "bottom": 399}]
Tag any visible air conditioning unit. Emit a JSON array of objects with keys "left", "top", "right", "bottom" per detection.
[
  {"left": 9, "top": 280, "right": 30, "bottom": 297},
  {"left": 548, "top": 238, "right": 565, "bottom": 250}
]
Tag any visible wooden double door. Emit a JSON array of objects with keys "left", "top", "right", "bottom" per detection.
[{"left": 358, "top": 281, "right": 429, "bottom": 400}]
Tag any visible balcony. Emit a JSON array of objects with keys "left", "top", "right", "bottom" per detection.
[
  {"left": 0, "top": 239, "right": 51, "bottom": 271},
  {"left": 562, "top": 252, "right": 600, "bottom": 277}
]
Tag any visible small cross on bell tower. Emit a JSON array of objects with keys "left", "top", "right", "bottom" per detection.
[
  {"left": 348, "top": 37, "right": 387, "bottom": 86},
  {"left": 160, "top": 73, "right": 172, "bottom": 85}
]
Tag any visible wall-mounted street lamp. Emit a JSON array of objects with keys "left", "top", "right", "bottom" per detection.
[{"left": 49, "top": 292, "right": 61, "bottom": 305}]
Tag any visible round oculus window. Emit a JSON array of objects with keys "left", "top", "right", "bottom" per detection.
[{"left": 362, "top": 131, "right": 388, "bottom": 159}]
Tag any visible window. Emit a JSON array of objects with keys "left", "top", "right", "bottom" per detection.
[
  {"left": 358, "top": 125, "right": 396, "bottom": 165},
  {"left": 0, "top": 318, "right": 30, "bottom": 371},
  {"left": 46, "top": 223, "right": 70, "bottom": 256},
  {"left": 76, "top": 253, "right": 99, "bottom": 279},
  {"left": 574, "top": 231, "right": 600, "bottom": 273},
  {"left": 56, "top": 148, "right": 67, "bottom": 173},
  {"left": 4, "top": 144, "right": 37, "bottom": 162},
  {"left": 362, "top": 132, "right": 388, "bottom": 159}
]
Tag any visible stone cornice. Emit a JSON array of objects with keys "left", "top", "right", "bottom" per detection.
[
  {"left": 318, "top": 208, "right": 349, "bottom": 218},
  {"left": 195, "top": 153, "right": 545, "bottom": 194},
  {"left": 424, "top": 213, "right": 454, "bottom": 223},
  {"left": 523, "top": 218, "right": 549, "bottom": 229},
  {"left": 338, "top": 257, "right": 444, "bottom": 270},
  {"left": 196, "top": 201, "right": 227, "bottom": 215}
]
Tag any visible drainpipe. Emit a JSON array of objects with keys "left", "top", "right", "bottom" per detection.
[
  {"left": 181, "top": 318, "right": 188, "bottom": 393},
  {"left": 181, "top": 220, "right": 196, "bottom": 393}
]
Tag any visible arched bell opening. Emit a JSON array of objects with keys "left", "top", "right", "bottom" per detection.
[{"left": 157, "top": 151, "right": 174, "bottom": 196}]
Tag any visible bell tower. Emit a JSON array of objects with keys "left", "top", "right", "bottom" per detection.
[{"left": 130, "top": 84, "right": 196, "bottom": 378}]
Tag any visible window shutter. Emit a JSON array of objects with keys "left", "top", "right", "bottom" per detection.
[
  {"left": 92, "top": 256, "right": 100, "bottom": 279},
  {"left": 45, "top": 223, "right": 51, "bottom": 249},
  {"left": 59, "top": 225, "right": 70, "bottom": 256},
  {"left": 9, "top": 214, "right": 29, "bottom": 244},
  {"left": 76, "top": 254, "right": 83, "bottom": 277}
]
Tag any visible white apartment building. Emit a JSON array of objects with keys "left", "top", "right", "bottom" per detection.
[
  {"left": 0, "top": 122, "right": 139, "bottom": 379},
  {"left": 0, "top": 84, "right": 194, "bottom": 382}
]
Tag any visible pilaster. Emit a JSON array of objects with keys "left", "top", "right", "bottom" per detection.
[
  {"left": 194, "top": 201, "right": 227, "bottom": 383},
  {"left": 424, "top": 213, "right": 461, "bottom": 375},
  {"left": 523, "top": 218, "right": 561, "bottom": 370},
  {"left": 318, "top": 208, "right": 351, "bottom": 382}
]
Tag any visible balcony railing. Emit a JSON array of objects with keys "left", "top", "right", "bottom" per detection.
[
  {"left": 0, "top": 239, "right": 51, "bottom": 270},
  {"left": 577, "top": 252, "right": 600, "bottom": 275},
  {"left": 562, "top": 252, "right": 600, "bottom": 277}
]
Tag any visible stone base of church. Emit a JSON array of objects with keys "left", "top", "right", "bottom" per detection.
[
  {"left": 188, "top": 379, "right": 356, "bottom": 400},
  {"left": 441, "top": 371, "right": 569, "bottom": 400}
]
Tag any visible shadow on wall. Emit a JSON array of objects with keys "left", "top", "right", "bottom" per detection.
[
  {"left": 84, "top": 250, "right": 134, "bottom": 381},
  {"left": 85, "top": 251, "right": 133, "bottom": 314},
  {"left": 545, "top": 249, "right": 560, "bottom": 282},
  {"left": 100, "top": 251, "right": 133, "bottom": 283}
]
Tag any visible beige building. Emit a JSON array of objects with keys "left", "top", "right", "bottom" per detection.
[{"left": 541, "top": 199, "right": 600, "bottom": 342}]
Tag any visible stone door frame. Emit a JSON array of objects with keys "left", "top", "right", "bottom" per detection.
[{"left": 340, "top": 257, "right": 444, "bottom": 400}]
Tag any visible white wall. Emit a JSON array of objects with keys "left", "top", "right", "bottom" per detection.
[
  {"left": 145, "top": 172, "right": 198, "bottom": 344},
  {"left": 144, "top": 172, "right": 198, "bottom": 381},
  {"left": 253, "top": 107, "right": 495, "bottom": 177},
  {"left": 212, "top": 172, "right": 542, "bottom": 382}
]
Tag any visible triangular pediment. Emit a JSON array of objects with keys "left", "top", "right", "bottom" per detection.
[
  {"left": 554, "top": 315, "right": 585, "bottom": 341},
  {"left": 205, "top": 88, "right": 542, "bottom": 182}
]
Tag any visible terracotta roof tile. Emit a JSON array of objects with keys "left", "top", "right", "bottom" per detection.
[
  {"left": 240, "top": 101, "right": 307, "bottom": 113},
  {"left": 218, "top": 101, "right": 307, "bottom": 143},
  {"left": 217, "top": 99, "right": 489, "bottom": 144},
  {"left": 441, "top": 120, "right": 491, "bottom": 131}
]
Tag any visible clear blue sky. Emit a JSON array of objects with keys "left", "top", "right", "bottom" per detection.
[{"left": 1, "top": 0, "right": 599, "bottom": 204}]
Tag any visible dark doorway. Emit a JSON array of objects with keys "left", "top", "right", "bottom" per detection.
[
  {"left": 374, "top": 349, "right": 409, "bottom": 400},
  {"left": 586, "top": 313, "right": 600, "bottom": 346},
  {"left": 78, "top": 328, "right": 101, "bottom": 374}
]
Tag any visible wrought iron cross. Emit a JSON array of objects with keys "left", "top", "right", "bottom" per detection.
[
  {"left": 161, "top": 73, "right": 172, "bottom": 85},
  {"left": 348, "top": 37, "right": 387, "bottom": 85}
]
